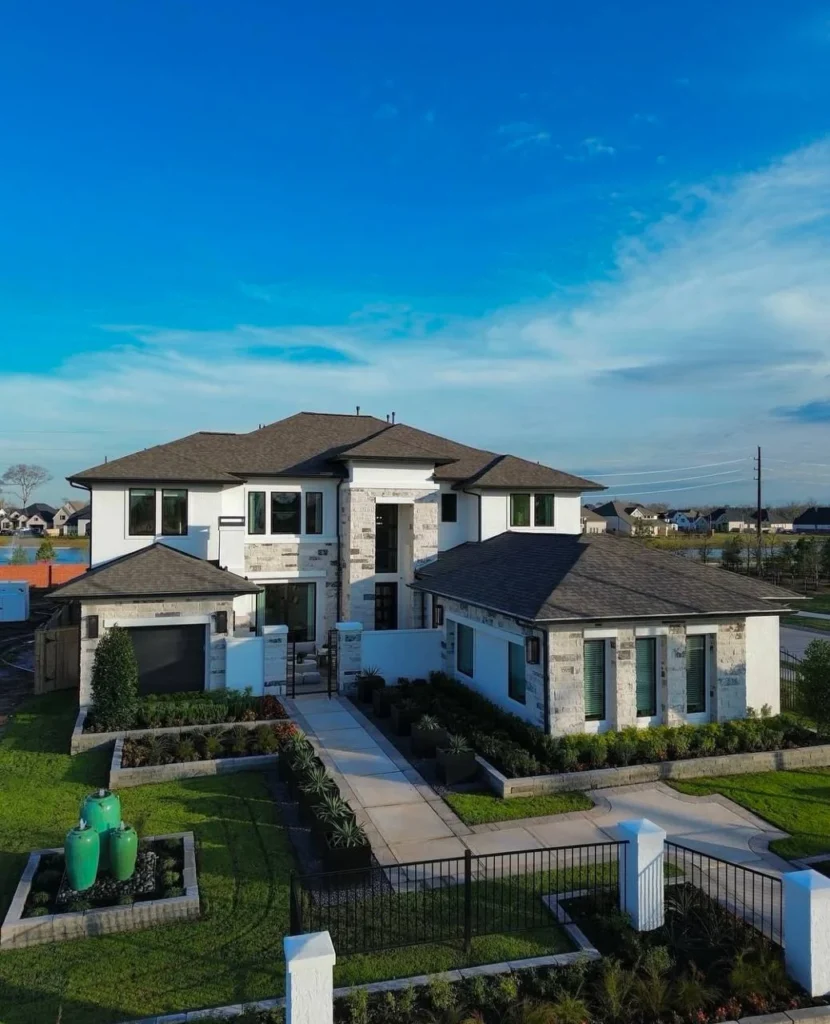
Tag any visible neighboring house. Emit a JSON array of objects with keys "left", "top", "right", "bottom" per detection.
[
  {"left": 793, "top": 508, "right": 830, "bottom": 534},
  {"left": 592, "top": 500, "right": 635, "bottom": 534},
  {"left": 663, "top": 509, "right": 699, "bottom": 531},
  {"left": 624, "top": 504, "right": 649, "bottom": 519},
  {"left": 53, "top": 500, "right": 88, "bottom": 532},
  {"left": 22, "top": 503, "right": 57, "bottom": 535},
  {"left": 749, "top": 509, "right": 793, "bottom": 533},
  {"left": 580, "top": 506, "right": 607, "bottom": 534},
  {"left": 63, "top": 505, "right": 91, "bottom": 537},
  {"left": 52, "top": 409, "right": 795, "bottom": 730}
]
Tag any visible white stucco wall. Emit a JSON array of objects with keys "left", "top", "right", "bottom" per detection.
[
  {"left": 346, "top": 461, "right": 439, "bottom": 491},
  {"left": 362, "top": 628, "right": 443, "bottom": 682},
  {"left": 437, "top": 485, "right": 477, "bottom": 551},
  {"left": 745, "top": 614, "right": 781, "bottom": 714},
  {"left": 478, "top": 491, "right": 583, "bottom": 540}
]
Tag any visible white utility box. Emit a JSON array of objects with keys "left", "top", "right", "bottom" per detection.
[{"left": 0, "top": 581, "right": 29, "bottom": 622}]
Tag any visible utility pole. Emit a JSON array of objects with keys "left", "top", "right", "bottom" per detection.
[{"left": 754, "top": 445, "right": 762, "bottom": 575}]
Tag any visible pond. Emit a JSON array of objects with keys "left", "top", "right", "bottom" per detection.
[{"left": 0, "top": 545, "right": 88, "bottom": 564}]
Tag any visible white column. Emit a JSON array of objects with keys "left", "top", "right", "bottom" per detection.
[
  {"left": 335, "top": 622, "right": 362, "bottom": 695},
  {"left": 284, "top": 931, "right": 337, "bottom": 1024},
  {"left": 264, "top": 624, "right": 289, "bottom": 693},
  {"left": 617, "top": 818, "right": 666, "bottom": 931},
  {"left": 784, "top": 870, "right": 830, "bottom": 997}
]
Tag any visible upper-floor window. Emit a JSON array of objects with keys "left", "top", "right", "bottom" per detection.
[
  {"left": 248, "top": 491, "right": 266, "bottom": 535},
  {"left": 305, "top": 492, "right": 323, "bottom": 535},
  {"left": 441, "top": 493, "right": 458, "bottom": 523},
  {"left": 375, "top": 503, "right": 398, "bottom": 572},
  {"left": 271, "top": 492, "right": 301, "bottom": 534},
  {"left": 129, "top": 488, "right": 156, "bottom": 536},
  {"left": 511, "top": 492, "right": 555, "bottom": 528},
  {"left": 161, "top": 489, "right": 188, "bottom": 536}
]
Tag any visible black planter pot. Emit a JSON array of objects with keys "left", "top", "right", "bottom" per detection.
[
  {"left": 436, "top": 748, "right": 478, "bottom": 785},
  {"left": 411, "top": 725, "right": 450, "bottom": 758},
  {"left": 390, "top": 704, "right": 416, "bottom": 736},
  {"left": 372, "top": 686, "right": 399, "bottom": 719},
  {"left": 323, "top": 839, "right": 372, "bottom": 877},
  {"left": 357, "top": 676, "right": 385, "bottom": 703}
]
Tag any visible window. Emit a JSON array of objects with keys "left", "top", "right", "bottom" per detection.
[
  {"left": 584, "top": 639, "right": 606, "bottom": 721},
  {"left": 441, "top": 493, "right": 458, "bottom": 523},
  {"left": 374, "top": 582, "right": 398, "bottom": 630},
  {"left": 248, "top": 491, "right": 266, "bottom": 534},
  {"left": 508, "top": 642, "right": 526, "bottom": 704},
  {"left": 686, "top": 635, "right": 708, "bottom": 714},
  {"left": 263, "top": 582, "right": 316, "bottom": 642},
  {"left": 510, "top": 493, "right": 531, "bottom": 527},
  {"left": 305, "top": 492, "right": 323, "bottom": 535},
  {"left": 271, "top": 492, "right": 301, "bottom": 534},
  {"left": 534, "top": 494, "right": 555, "bottom": 527},
  {"left": 375, "top": 504, "right": 398, "bottom": 573},
  {"left": 635, "top": 637, "right": 657, "bottom": 718},
  {"left": 457, "top": 623, "right": 474, "bottom": 677},
  {"left": 129, "top": 488, "right": 156, "bottom": 536},
  {"left": 161, "top": 489, "right": 188, "bottom": 536}
]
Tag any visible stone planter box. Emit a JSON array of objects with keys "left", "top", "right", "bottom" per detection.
[
  {"left": 109, "top": 737, "right": 279, "bottom": 789},
  {"left": 411, "top": 724, "right": 450, "bottom": 758},
  {"left": 71, "top": 706, "right": 285, "bottom": 755},
  {"left": 477, "top": 742, "right": 830, "bottom": 798},
  {"left": 436, "top": 747, "right": 478, "bottom": 785},
  {"left": 0, "top": 832, "right": 200, "bottom": 950}
]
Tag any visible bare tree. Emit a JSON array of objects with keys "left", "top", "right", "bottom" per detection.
[{"left": 2, "top": 464, "right": 52, "bottom": 507}]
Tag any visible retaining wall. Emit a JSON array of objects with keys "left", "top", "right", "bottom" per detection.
[{"left": 109, "top": 737, "right": 279, "bottom": 788}]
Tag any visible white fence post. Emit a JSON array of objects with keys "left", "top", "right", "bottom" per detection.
[
  {"left": 784, "top": 870, "right": 830, "bottom": 997},
  {"left": 335, "top": 622, "right": 362, "bottom": 695},
  {"left": 284, "top": 930, "right": 337, "bottom": 1024},
  {"left": 264, "top": 624, "right": 289, "bottom": 693},
  {"left": 617, "top": 818, "right": 666, "bottom": 931}
]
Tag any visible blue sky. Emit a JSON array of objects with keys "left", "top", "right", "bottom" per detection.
[{"left": 2, "top": 1, "right": 830, "bottom": 506}]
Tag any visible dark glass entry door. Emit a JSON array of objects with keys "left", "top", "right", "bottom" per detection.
[
  {"left": 263, "top": 582, "right": 316, "bottom": 642},
  {"left": 374, "top": 582, "right": 398, "bottom": 630}
]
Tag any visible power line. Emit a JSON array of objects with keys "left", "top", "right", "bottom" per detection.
[
  {"left": 592, "top": 458, "right": 747, "bottom": 479},
  {"left": 602, "top": 468, "right": 748, "bottom": 489},
  {"left": 576, "top": 453, "right": 747, "bottom": 473},
  {"left": 607, "top": 476, "right": 749, "bottom": 497}
]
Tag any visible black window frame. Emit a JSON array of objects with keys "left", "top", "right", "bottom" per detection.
[
  {"left": 128, "top": 488, "right": 156, "bottom": 536},
  {"left": 635, "top": 636, "right": 658, "bottom": 718},
  {"left": 375, "top": 503, "right": 399, "bottom": 573},
  {"left": 583, "top": 638, "right": 606, "bottom": 722},
  {"left": 508, "top": 642, "right": 526, "bottom": 705},
  {"left": 456, "top": 622, "right": 474, "bottom": 678},
  {"left": 510, "top": 493, "right": 532, "bottom": 527},
  {"left": 686, "top": 634, "right": 709, "bottom": 715},
  {"left": 271, "top": 491, "right": 302, "bottom": 535},
  {"left": 374, "top": 582, "right": 398, "bottom": 630},
  {"left": 161, "top": 488, "right": 188, "bottom": 536},
  {"left": 248, "top": 491, "right": 266, "bottom": 535},
  {"left": 441, "top": 493, "right": 458, "bottom": 523},
  {"left": 534, "top": 493, "right": 555, "bottom": 527},
  {"left": 305, "top": 491, "right": 323, "bottom": 535}
]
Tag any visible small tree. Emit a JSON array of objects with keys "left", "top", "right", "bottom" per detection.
[
  {"left": 35, "top": 538, "right": 56, "bottom": 562},
  {"left": 721, "top": 535, "right": 742, "bottom": 571},
  {"left": 1, "top": 463, "right": 52, "bottom": 506},
  {"left": 8, "top": 544, "right": 29, "bottom": 565},
  {"left": 796, "top": 639, "right": 830, "bottom": 735},
  {"left": 90, "top": 624, "right": 139, "bottom": 730}
]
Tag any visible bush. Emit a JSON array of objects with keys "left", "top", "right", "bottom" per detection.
[
  {"left": 797, "top": 639, "right": 830, "bottom": 733},
  {"left": 90, "top": 624, "right": 139, "bottom": 731}
]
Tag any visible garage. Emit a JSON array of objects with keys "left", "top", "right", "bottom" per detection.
[{"left": 127, "top": 624, "right": 206, "bottom": 696}]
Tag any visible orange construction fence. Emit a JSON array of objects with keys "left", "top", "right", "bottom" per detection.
[{"left": 0, "top": 564, "right": 86, "bottom": 588}]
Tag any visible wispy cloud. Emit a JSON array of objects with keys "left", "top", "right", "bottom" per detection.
[
  {"left": 581, "top": 137, "right": 615, "bottom": 156},
  {"left": 498, "top": 121, "right": 551, "bottom": 151},
  {"left": 775, "top": 399, "right": 830, "bottom": 423}
]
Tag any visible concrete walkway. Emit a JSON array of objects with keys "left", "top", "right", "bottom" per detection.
[{"left": 286, "top": 696, "right": 791, "bottom": 875}]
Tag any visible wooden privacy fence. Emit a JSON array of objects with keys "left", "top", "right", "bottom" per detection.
[{"left": 34, "top": 623, "right": 80, "bottom": 694}]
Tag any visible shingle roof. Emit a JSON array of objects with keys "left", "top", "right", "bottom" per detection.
[
  {"left": 592, "top": 500, "right": 635, "bottom": 525},
  {"left": 65, "top": 505, "right": 91, "bottom": 526},
  {"left": 50, "top": 542, "right": 261, "bottom": 601},
  {"left": 581, "top": 506, "right": 605, "bottom": 522},
  {"left": 794, "top": 507, "right": 830, "bottom": 527},
  {"left": 68, "top": 411, "right": 606, "bottom": 492},
  {"left": 412, "top": 532, "right": 797, "bottom": 622}
]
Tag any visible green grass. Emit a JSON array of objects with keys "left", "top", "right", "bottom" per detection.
[
  {"left": 444, "top": 789, "right": 593, "bottom": 824},
  {"left": 798, "top": 594, "right": 830, "bottom": 614},
  {"left": 0, "top": 693, "right": 570, "bottom": 1023},
  {"left": 0, "top": 536, "right": 89, "bottom": 548},
  {"left": 669, "top": 767, "right": 830, "bottom": 860},
  {"left": 783, "top": 615, "right": 830, "bottom": 633}
]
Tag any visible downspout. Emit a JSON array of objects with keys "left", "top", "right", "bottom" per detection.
[
  {"left": 543, "top": 628, "right": 551, "bottom": 735},
  {"left": 335, "top": 477, "right": 344, "bottom": 621}
]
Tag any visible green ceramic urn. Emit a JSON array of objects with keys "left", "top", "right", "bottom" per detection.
[
  {"left": 109, "top": 821, "right": 138, "bottom": 882},
  {"left": 65, "top": 819, "right": 100, "bottom": 892},
  {"left": 80, "top": 789, "right": 121, "bottom": 870}
]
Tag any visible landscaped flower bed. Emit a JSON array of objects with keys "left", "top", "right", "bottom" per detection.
[
  {"left": 121, "top": 722, "right": 296, "bottom": 767},
  {"left": 85, "top": 690, "right": 287, "bottom": 732}
]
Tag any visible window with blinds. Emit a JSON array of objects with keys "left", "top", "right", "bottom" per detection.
[
  {"left": 686, "top": 635, "right": 707, "bottom": 714},
  {"left": 508, "top": 642, "right": 526, "bottom": 704},
  {"left": 584, "top": 639, "right": 606, "bottom": 721},
  {"left": 635, "top": 637, "right": 657, "bottom": 718}
]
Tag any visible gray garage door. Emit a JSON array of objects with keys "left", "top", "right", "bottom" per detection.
[{"left": 127, "top": 624, "right": 206, "bottom": 696}]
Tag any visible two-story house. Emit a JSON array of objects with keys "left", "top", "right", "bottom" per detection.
[{"left": 52, "top": 410, "right": 796, "bottom": 735}]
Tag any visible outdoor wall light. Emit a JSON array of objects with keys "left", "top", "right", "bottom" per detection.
[
  {"left": 215, "top": 611, "right": 228, "bottom": 635},
  {"left": 525, "top": 636, "right": 540, "bottom": 664},
  {"left": 433, "top": 603, "right": 445, "bottom": 627},
  {"left": 87, "top": 615, "right": 99, "bottom": 640}
]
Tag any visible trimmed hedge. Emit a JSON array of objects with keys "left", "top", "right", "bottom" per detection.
[
  {"left": 85, "top": 689, "right": 287, "bottom": 732},
  {"left": 394, "top": 673, "right": 821, "bottom": 779}
]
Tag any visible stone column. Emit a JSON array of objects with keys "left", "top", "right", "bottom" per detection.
[
  {"left": 784, "top": 870, "right": 830, "bottom": 997},
  {"left": 665, "top": 625, "right": 687, "bottom": 726},
  {"left": 714, "top": 621, "right": 746, "bottom": 721},
  {"left": 548, "top": 629, "right": 585, "bottom": 735},
  {"left": 614, "top": 629, "right": 637, "bottom": 728},
  {"left": 264, "top": 624, "right": 289, "bottom": 694},
  {"left": 284, "top": 931, "right": 337, "bottom": 1024},
  {"left": 335, "top": 622, "right": 362, "bottom": 695},
  {"left": 617, "top": 818, "right": 666, "bottom": 931}
]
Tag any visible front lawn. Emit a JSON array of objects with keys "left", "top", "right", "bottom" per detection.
[
  {"left": 444, "top": 789, "right": 593, "bottom": 825},
  {"left": 669, "top": 767, "right": 830, "bottom": 859},
  {"left": 783, "top": 615, "right": 830, "bottom": 633}
]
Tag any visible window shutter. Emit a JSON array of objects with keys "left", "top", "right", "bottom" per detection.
[
  {"left": 635, "top": 637, "right": 657, "bottom": 717},
  {"left": 686, "top": 635, "right": 707, "bottom": 713},
  {"left": 584, "top": 639, "right": 606, "bottom": 721}
]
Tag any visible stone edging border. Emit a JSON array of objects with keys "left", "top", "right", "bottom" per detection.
[
  {"left": 109, "top": 737, "right": 280, "bottom": 788},
  {"left": 0, "top": 831, "right": 199, "bottom": 951},
  {"left": 71, "top": 706, "right": 289, "bottom": 755},
  {"left": 477, "top": 743, "right": 830, "bottom": 797}
]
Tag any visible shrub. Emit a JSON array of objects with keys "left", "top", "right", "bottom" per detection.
[
  {"left": 28, "top": 890, "right": 51, "bottom": 908},
  {"left": 90, "top": 624, "right": 139, "bottom": 731},
  {"left": 202, "top": 733, "right": 223, "bottom": 759},
  {"left": 578, "top": 734, "right": 607, "bottom": 769},
  {"left": 252, "top": 724, "right": 279, "bottom": 754},
  {"left": 162, "top": 870, "right": 181, "bottom": 887},
  {"left": 173, "top": 737, "right": 198, "bottom": 763},
  {"left": 607, "top": 730, "right": 638, "bottom": 767},
  {"left": 797, "top": 639, "right": 830, "bottom": 733}
]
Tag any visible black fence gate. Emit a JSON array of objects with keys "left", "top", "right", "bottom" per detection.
[
  {"left": 780, "top": 648, "right": 801, "bottom": 713},
  {"left": 287, "top": 630, "right": 337, "bottom": 698}
]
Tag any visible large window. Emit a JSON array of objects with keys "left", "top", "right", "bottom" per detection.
[
  {"left": 635, "top": 637, "right": 657, "bottom": 718},
  {"left": 271, "top": 492, "right": 301, "bottom": 534},
  {"left": 248, "top": 491, "right": 266, "bottom": 534},
  {"left": 129, "top": 488, "right": 156, "bottom": 536},
  {"left": 686, "top": 635, "right": 708, "bottom": 714},
  {"left": 374, "top": 582, "right": 398, "bottom": 630},
  {"left": 456, "top": 623, "right": 474, "bottom": 677},
  {"left": 375, "top": 504, "right": 398, "bottom": 573},
  {"left": 441, "top": 493, "right": 458, "bottom": 523},
  {"left": 510, "top": 494, "right": 531, "bottom": 527},
  {"left": 534, "top": 494, "right": 555, "bottom": 527},
  {"left": 263, "top": 582, "right": 316, "bottom": 642},
  {"left": 584, "top": 639, "right": 606, "bottom": 721},
  {"left": 305, "top": 492, "right": 323, "bottom": 535},
  {"left": 161, "top": 489, "right": 188, "bottom": 536},
  {"left": 508, "top": 642, "right": 526, "bottom": 705}
]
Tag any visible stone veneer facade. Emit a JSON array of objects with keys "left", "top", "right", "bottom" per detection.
[
  {"left": 244, "top": 541, "right": 339, "bottom": 635},
  {"left": 78, "top": 597, "right": 235, "bottom": 706}
]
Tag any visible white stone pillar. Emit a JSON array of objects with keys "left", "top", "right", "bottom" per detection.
[
  {"left": 284, "top": 931, "right": 336, "bottom": 1024},
  {"left": 264, "top": 624, "right": 289, "bottom": 694},
  {"left": 617, "top": 818, "right": 666, "bottom": 931},
  {"left": 335, "top": 622, "right": 362, "bottom": 695},
  {"left": 784, "top": 870, "right": 830, "bottom": 997}
]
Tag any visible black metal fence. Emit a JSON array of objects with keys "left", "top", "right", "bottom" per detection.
[
  {"left": 290, "top": 840, "right": 626, "bottom": 954},
  {"left": 780, "top": 648, "right": 802, "bottom": 713},
  {"left": 664, "top": 841, "right": 782, "bottom": 946}
]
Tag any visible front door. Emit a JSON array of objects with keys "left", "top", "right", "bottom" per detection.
[
  {"left": 374, "top": 582, "right": 398, "bottom": 630},
  {"left": 263, "top": 582, "right": 316, "bottom": 642}
]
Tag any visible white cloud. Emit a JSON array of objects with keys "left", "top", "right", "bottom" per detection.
[
  {"left": 581, "top": 137, "right": 616, "bottom": 156},
  {"left": 498, "top": 121, "right": 551, "bottom": 151}
]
